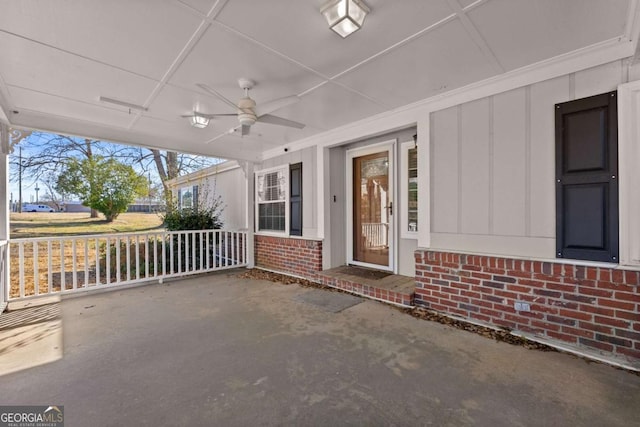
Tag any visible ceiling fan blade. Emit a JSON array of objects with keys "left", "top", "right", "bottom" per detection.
[
  {"left": 241, "top": 124, "right": 251, "bottom": 136},
  {"left": 256, "top": 95, "right": 300, "bottom": 116},
  {"left": 257, "top": 114, "right": 305, "bottom": 129},
  {"left": 196, "top": 83, "right": 238, "bottom": 111}
]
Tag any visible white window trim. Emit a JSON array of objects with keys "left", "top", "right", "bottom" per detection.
[
  {"left": 179, "top": 185, "right": 196, "bottom": 210},
  {"left": 400, "top": 140, "right": 418, "bottom": 240},
  {"left": 255, "top": 164, "right": 290, "bottom": 236}
]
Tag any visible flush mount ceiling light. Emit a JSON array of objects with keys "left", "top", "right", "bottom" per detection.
[
  {"left": 189, "top": 115, "right": 209, "bottom": 129},
  {"left": 321, "top": 0, "right": 370, "bottom": 38}
]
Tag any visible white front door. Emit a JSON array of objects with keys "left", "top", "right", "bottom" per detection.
[{"left": 346, "top": 142, "right": 395, "bottom": 272}]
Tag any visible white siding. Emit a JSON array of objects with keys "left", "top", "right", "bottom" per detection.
[
  {"left": 201, "top": 167, "right": 246, "bottom": 230},
  {"left": 170, "top": 163, "right": 248, "bottom": 231},
  {"left": 460, "top": 98, "right": 490, "bottom": 235},
  {"left": 431, "top": 107, "right": 459, "bottom": 233},
  {"left": 429, "top": 60, "right": 625, "bottom": 258}
]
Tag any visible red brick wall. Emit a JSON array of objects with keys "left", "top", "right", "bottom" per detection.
[
  {"left": 415, "top": 250, "right": 640, "bottom": 363},
  {"left": 255, "top": 235, "right": 322, "bottom": 279}
]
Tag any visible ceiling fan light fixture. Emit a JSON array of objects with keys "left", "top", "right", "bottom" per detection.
[
  {"left": 237, "top": 97, "right": 257, "bottom": 126},
  {"left": 189, "top": 115, "right": 209, "bottom": 129},
  {"left": 321, "top": 0, "right": 370, "bottom": 38}
]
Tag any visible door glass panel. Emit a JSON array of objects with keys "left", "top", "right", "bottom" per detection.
[{"left": 353, "top": 151, "right": 389, "bottom": 266}]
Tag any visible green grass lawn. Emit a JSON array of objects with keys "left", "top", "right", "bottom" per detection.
[{"left": 10, "top": 212, "right": 165, "bottom": 239}]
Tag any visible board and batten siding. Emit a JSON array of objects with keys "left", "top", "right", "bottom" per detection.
[
  {"left": 259, "top": 146, "right": 317, "bottom": 238},
  {"left": 429, "top": 60, "right": 626, "bottom": 259}
]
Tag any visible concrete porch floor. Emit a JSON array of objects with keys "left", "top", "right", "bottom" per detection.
[{"left": 1, "top": 271, "right": 639, "bottom": 426}]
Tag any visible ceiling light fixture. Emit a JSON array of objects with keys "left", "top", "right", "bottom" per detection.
[
  {"left": 321, "top": 0, "right": 370, "bottom": 38},
  {"left": 189, "top": 115, "right": 209, "bottom": 129}
]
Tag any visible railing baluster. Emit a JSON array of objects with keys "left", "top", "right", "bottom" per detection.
[
  {"left": 126, "top": 236, "right": 131, "bottom": 282},
  {"left": 205, "top": 232, "right": 210, "bottom": 270},
  {"left": 33, "top": 241, "right": 39, "bottom": 295},
  {"left": 170, "top": 233, "right": 174, "bottom": 274},
  {"left": 144, "top": 235, "right": 149, "bottom": 279},
  {"left": 191, "top": 231, "right": 196, "bottom": 272},
  {"left": 135, "top": 235, "right": 140, "bottom": 281},
  {"left": 198, "top": 231, "right": 201, "bottom": 271},
  {"left": 84, "top": 238, "right": 89, "bottom": 288},
  {"left": 116, "top": 236, "right": 121, "bottom": 283},
  {"left": 18, "top": 242, "right": 25, "bottom": 298},
  {"left": 178, "top": 232, "right": 182, "bottom": 274},
  {"left": 72, "top": 239, "right": 78, "bottom": 290},
  {"left": 47, "top": 240, "right": 52, "bottom": 293},
  {"left": 153, "top": 234, "right": 158, "bottom": 277},
  {"left": 60, "top": 239, "right": 66, "bottom": 292},
  {"left": 106, "top": 238, "right": 111, "bottom": 285},
  {"left": 95, "top": 237, "right": 100, "bottom": 286}
]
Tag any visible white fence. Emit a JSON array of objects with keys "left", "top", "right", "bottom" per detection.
[{"left": 8, "top": 229, "right": 247, "bottom": 301}]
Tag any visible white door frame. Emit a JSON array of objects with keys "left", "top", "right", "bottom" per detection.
[{"left": 346, "top": 140, "right": 396, "bottom": 272}]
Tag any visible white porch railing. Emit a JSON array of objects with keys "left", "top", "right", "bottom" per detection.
[
  {"left": 1, "top": 240, "right": 8, "bottom": 306},
  {"left": 361, "top": 223, "right": 388, "bottom": 248},
  {"left": 8, "top": 229, "right": 247, "bottom": 301}
]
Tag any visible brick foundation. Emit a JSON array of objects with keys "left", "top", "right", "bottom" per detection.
[
  {"left": 415, "top": 250, "right": 640, "bottom": 366},
  {"left": 255, "top": 235, "right": 322, "bottom": 280}
]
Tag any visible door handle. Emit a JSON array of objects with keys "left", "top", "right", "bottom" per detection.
[{"left": 386, "top": 202, "right": 393, "bottom": 215}]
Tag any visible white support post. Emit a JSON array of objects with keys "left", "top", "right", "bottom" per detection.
[
  {"left": 0, "top": 123, "right": 10, "bottom": 310},
  {"left": 417, "top": 116, "right": 431, "bottom": 250},
  {"left": 243, "top": 161, "right": 255, "bottom": 268}
]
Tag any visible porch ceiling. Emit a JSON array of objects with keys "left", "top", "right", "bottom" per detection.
[{"left": 0, "top": 0, "right": 636, "bottom": 161}]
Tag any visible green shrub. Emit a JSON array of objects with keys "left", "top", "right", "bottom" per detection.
[{"left": 163, "top": 207, "right": 223, "bottom": 231}]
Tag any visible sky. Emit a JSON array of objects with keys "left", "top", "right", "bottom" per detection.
[{"left": 8, "top": 131, "right": 221, "bottom": 205}]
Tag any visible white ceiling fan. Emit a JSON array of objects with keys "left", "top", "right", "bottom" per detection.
[{"left": 193, "top": 78, "right": 305, "bottom": 138}]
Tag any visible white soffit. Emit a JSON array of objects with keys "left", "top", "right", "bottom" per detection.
[
  {"left": 274, "top": 82, "right": 387, "bottom": 131},
  {"left": 0, "top": 0, "right": 202, "bottom": 80},
  {"left": 468, "top": 0, "right": 630, "bottom": 72},
  {"left": 334, "top": 19, "right": 497, "bottom": 109},
  {"left": 168, "top": 24, "right": 324, "bottom": 101},
  {"left": 0, "top": 0, "right": 635, "bottom": 161},
  {"left": 0, "top": 33, "right": 158, "bottom": 105},
  {"left": 215, "top": 0, "right": 455, "bottom": 78}
]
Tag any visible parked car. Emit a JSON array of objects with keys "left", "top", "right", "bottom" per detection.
[{"left": 23, "top": 204, "right": 55, "bottom": 212}]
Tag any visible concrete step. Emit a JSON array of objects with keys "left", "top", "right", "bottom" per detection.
[{"left": 317, "top": 266, "right": 415, "bottom": 307}]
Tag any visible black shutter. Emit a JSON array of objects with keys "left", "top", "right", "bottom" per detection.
[
  {"left": 193, "top": 185, "right": 199, "bottom": 211},
  {"left": 177, "top": 189, "right": 182, "bottom": 210},
  {"left": 290, "top": 163, "right": 302, "bottom": 236},
  {"left": 555, "top": 91, "right": 618, "bottom": 262}
]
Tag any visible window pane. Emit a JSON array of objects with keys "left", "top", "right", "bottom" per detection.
[
  {"left": 407, "top": 147, "right": 418, "bottom": 232},
  {"left": 258, "top": 201, "right": 286, "bottom": 231}
]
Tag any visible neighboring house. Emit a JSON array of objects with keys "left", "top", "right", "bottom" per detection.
[{"left": 166, "top": 160, "right": 247, "bottom": 230}]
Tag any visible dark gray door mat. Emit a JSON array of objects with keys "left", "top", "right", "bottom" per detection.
[{"left": 294, "top": 289, "right": 363, "bottom": 313}]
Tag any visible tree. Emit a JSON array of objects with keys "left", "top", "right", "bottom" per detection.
[
  {"left": 56, "top": 157, "right": 148, "bottom": 222},
  {"left": 10, "top": 132, "right": 219, "bottom": 213}
]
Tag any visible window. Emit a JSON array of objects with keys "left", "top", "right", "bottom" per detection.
[
  {"left": 555, "top": 91, "right": 618, "bottom": 262},
  {"left": 178, "top": 185, "right": 198, "bottom": 210},
  {"left": 256, "top": 166, "right": 288, "bottom": 233},
  {"left": 255, "top": 164, "right": 303, "bottom": 235},
  {"left": 401, "top": 140, "right": 418, "bottom": 238}
]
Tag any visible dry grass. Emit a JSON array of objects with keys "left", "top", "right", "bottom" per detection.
[{"left": 10, "top": 212, "right": 164, "bottom": 239}]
